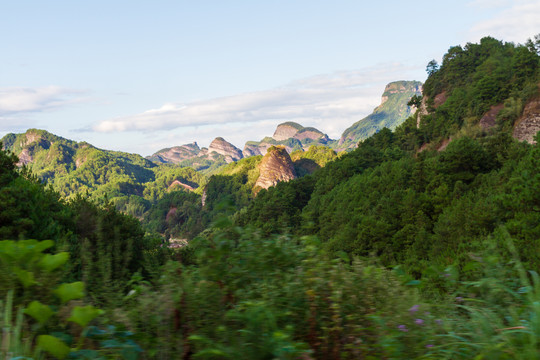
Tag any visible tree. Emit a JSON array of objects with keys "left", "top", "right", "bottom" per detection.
[
  {"left": 426, "top": 60, "right": 439, "bottom": 76},
  {"left": 407, "top": 95, "right": 423, "bottom": 107},
  {"left": 525, "top": 33, "right": 540, "bottom": 55}
]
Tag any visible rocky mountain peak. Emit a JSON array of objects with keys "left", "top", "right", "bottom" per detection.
[
  {"left": 272, "top": 122, "right": 304, "bottom": 141},
  {"left": 147, "top": 142, "right": 201, "bottom": 164},
  {"left": 254, "top": 145, "right": 297, "bottom": 191},
  {"left": 208, "top": 137, "right": 243, "bottom": 163}
]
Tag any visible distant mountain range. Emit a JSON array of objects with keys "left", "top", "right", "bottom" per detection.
[
  {"left": 0, "top": 80, "right": 422, "bottom": 199},
  {"left": 145, "top": 80, "right": 421, "bottom": 168}
]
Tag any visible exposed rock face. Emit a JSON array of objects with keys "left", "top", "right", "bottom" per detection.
[
  {"left": 17, "top": 148, "right": 33, "bottom": 165},
  {"left": 168, "top": 179, "right": 196, "bottom": 191},
  {"left": 513, "top": 98, "right": 540, "bottom": 144},
  {"left": 417, "top": 90, "right": 448, "bottom": 128},
  {"left": 208, "top": 137, "right": 243, "bottom": 163},
  {"left": 273, "top": 122, "right": 303, "bottom": 141},
  {"left": 382, "top": 81, "right": 422, "bottom": 99},
  {"left": 147, "top": 142, "right": 201, "bottom": 164},
  {"left": 480, "top": 104, "right": 504, "bottom": 130},
  {"left": 417, "top": 95, "right": 429, "bottom": 127},
  {"left": 13, "top": 131, "right": 53, "bottom": 166},
  {"left": 246, "top": 122, "right": 333, "bottom": 156},
  {"left": 433, "top": 91, "right": 448, "bottom": 107},
  {"left": 242, "top": 141, "right": 270, "bottom": 157},
  {"left": 295, "top": 127, "right": 328, "bottom": 142},
  {"left": 254, "top": 146, "right": 297, "bottom": 190}
]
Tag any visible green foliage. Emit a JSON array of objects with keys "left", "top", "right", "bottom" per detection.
[
  {"left": 420, "top": 36, "right": 540, "bottom": 144},
  {"left": 0, "top": 239, "right": 140, "bottom": 360},
  {"left": 290, "top": 145, "right": 337, "bottom": 177},
  {"left": 53, "top": 282, "right": 85, "bottom": 304},
  {"left": 37, "top": 335, "right": 71, "bottom": 359},
  {"left": 121, "top": 220, "right": 424, "bottom": 359}
]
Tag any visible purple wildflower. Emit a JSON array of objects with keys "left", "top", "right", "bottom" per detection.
[
  {"left": 409, "top": 305, "right": 420, "bottom": 313},
  {"left": 415, "top": 318, "right": 424, "bottom": 325},
  {"left": 426, "top": 344, "right": 434, "bottom": 348},
  {"left": 398, "top": 324, "right": 409, "bottom": 332}
]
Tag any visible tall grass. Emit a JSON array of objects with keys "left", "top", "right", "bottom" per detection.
[{"left": 1, "top": 290, "right": 36, "bottom": 359}]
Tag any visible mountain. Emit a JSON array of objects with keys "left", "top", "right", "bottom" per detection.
[
  {"left": 338, "top": 80, "right": 422, "bottom": 150},
  {"left": 147, "top": 137, "right": 242, "bottom": 173},
  {"left": 0, "top": 128, "right": 205, "bottom": 209},
  {"left": 207, "top": 137, "right": 243, "bottom": 162},
  {"left": 239, "top": 36, "right": 540, "bottom": 265},
  {"left": 254, "top": 145, "right": 297, "bottom": 191},
  {"left": 243, "top": 121, "right": 336, "bottom": 157},
  {"left": 146, "top": 142, "right": 201, "bottom": 164}
]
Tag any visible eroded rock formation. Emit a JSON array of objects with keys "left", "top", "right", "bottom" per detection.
[
  {"left": 208, "top": 137, "right": 243, "bottom": 163},
  {"left": 513, "top": 98, "right": 540, "bottom": 144},
  {"left": 254, "top": 146, "right": 297, "bottom": 191}
]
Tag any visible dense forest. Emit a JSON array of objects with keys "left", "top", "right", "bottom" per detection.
[{"left": 1, "top": 35, "right": 540, "bottom": 359}]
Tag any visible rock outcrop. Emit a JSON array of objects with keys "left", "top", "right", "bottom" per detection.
[
  {"left": 273, "top": 122, "right": 304, "bottom": 141},
  {"left": 242, "top": 143, "right": 264, "bottom": 157},
  {"left": 148, "top": 142, "right": 201, "bottom": 164},
  {"left": 208, "top": 137, "right": 243, "bottom": 163},
  {"left": 513, "top": 97, "right": 540, "bottom": 144},
  {"left": 245, "top": 122, "right": 333, "bottom": 156},
  {"left": 479, "top": 104, "right": 504, "bottom": 130},
  {"left": 168, "top": 179, "right": 197, "bottom": 191},
  {"left": 254, "top": 146, "right": 297, "bottom": 191}
]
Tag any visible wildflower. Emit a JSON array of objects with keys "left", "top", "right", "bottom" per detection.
[
  {"left": 426, "top": 344, "right": 434, "bottom": 348},
  {"left": 409, "top": 304, "right": 420, "bottom": 313},
  {"left": 415, "top": 318, "right": 424, "bottom": 325},
  {"left": 398, "top": 324, "right": 409, "bottom": 332}
]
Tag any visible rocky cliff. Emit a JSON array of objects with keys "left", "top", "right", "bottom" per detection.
[
  {"left": 208, "top": 137, "right": 243, "bottom": 163},
  {"left": 272, "top": 122, "right": 304, "bottom": 141},
  {"left": 254, "top": 146, "right": 297, "bottom": 191},
  {"left": 513, "top": 97, "right": 540, "bottom": 144},
  {"left": 339, "top": 80, "right": 422, "bottom": 150},
  {"left": 245, "top": 122, "right": 334, "bottom": 156},
  {"left": 147, "top": 142, "right": 201, "bottom": 164}
]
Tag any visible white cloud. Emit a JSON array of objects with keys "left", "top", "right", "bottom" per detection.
[
  {"left": 469, "top": 0, "right": 540, "bottom": 43},
  {"left": 0, "top": 86, "right": 88, "bottom": 133},
  {"left": 92, "top": 63, "right": 419, "bottom": 142},
  {"left": 0, "top": 86, "right": 86, "bottom": 115}
]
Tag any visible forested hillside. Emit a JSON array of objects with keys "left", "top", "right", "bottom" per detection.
[
  {"left": 239, "top": 36, "right": 540, "bottom": 274},
  {"left": 1, "top": 35, "right": 540, "bottom": 359}
]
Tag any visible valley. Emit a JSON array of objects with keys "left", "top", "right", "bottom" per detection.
[{"left": 1, "top": 35, "right": 540, "bottom": 359}]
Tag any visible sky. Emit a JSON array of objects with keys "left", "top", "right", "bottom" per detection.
[{"left": 1, "top": 0, "right": 539, "bottom": 156}]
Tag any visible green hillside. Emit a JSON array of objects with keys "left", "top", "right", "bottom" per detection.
[
  {"left": 1, "top": 130, "right": 207, "bottom": 236},
  {"left": 240, "top": 36, "right": 540, "bottom": 269}
]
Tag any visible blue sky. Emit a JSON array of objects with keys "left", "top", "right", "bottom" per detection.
[{"left": 1, "top": 0, "right": 539, "bottom": 156}]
